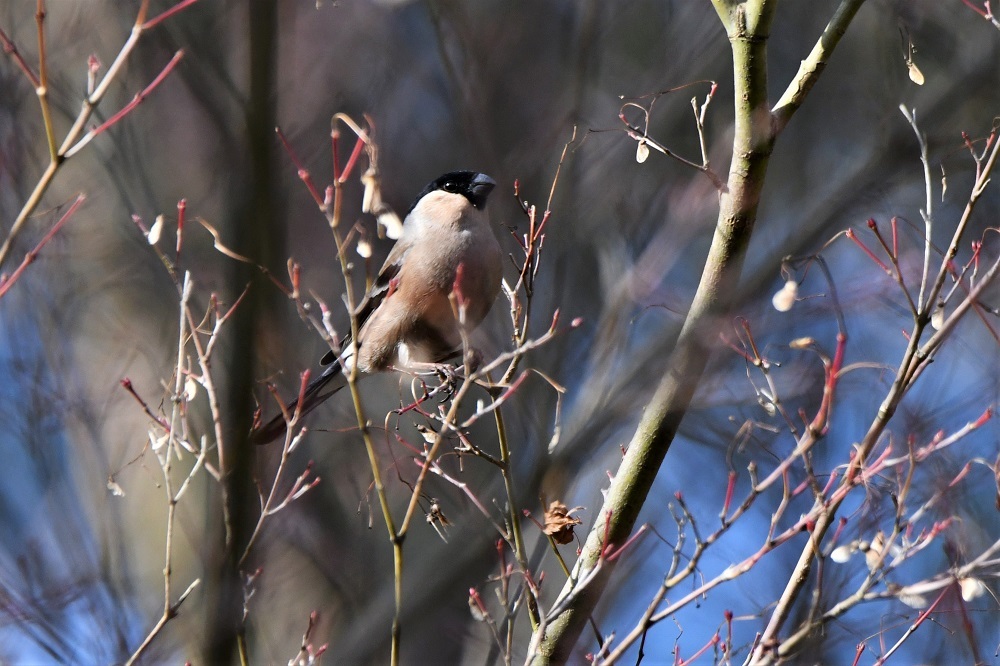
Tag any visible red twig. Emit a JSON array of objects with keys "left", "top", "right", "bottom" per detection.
[
  {"left": 0, "top": 193, "right": 85, "bottom": 298},
  {"left": 677, "top": 634, "right": 720, "bottom": 666},
  {"left": 276, "top": 127, "right": 325, "bottom": 207},
  {"left": 0, "top": 26, "right": 40, "bottom": 86},
  {"left": 845, "top": 228, "right": 891, "bottom": 273},
  {"left": 331, "top": 129, "right": 342, "bottom": 182},
  {"left": 142, "top": 0, "right": 202, "bottom": 30},
  {"left": 959, "top": 0, "right": 989, "bottom": 17},
  {"left": 720, "top": 470, "right": 737, "bottom": 520},
  {"left": 605, "top": 524, "right": 647, "bottom": 563},
  {"left": 338, "top": 135, "right": 366, "bottom": 184},
  {"left": 120, "top": 377, "right": 171, "bottom": 431},
  {"left": 175, "top": 198, "right": 186, "bottom": 260},
  {"left": 64, "top": 51, "right": 185, "bottom": 158},
  {"left": 873, "top": 588, "right": 947, "bottom": 664},
  {"left": 850, "top": 642, "right": 865, "bottom": 666},
  {"left": 808, "top": 332, "right": 846, "bottom": 435}
]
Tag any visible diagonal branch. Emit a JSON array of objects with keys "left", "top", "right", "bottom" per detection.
[
  {"left": 529, "top": 0, "right": 869, "bottom": 661},
  {"left": 772, "top": 0, "right": 868, "bottom": 132}
]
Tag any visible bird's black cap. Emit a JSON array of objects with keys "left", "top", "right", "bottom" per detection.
[{"left": 408, "top": 171, "right": 497, "bottom": 213}]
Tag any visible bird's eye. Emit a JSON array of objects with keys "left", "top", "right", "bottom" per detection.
[{"left": 442, "top": 181, "right": 459, "bottom": 193}]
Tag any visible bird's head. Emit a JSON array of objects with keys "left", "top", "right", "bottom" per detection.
[{"left": 409, "top": 171, "right": 497, "bottom": 213}]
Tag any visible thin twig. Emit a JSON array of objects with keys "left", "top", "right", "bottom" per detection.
[{"left": 0, "top": 0, "right": 196, "bottom": 269}]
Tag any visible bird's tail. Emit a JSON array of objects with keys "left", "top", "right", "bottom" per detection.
[{"left": 252, "top": 363, "right": 347, "bottom": 445}]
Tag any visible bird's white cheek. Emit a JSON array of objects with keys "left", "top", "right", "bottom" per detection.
[
  {"left": 341, "top": 340, "right": 357, "bottom": 372},
  {"left": 396, "top": 341, "right": 412, "bottom": 367}
]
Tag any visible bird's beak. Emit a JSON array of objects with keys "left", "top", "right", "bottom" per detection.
[
  {"left": 471, "top": 173, "right": 496, "bottom": 199},
  {"left": 468, "top": 173, "right": 496, "bottom": 209}
]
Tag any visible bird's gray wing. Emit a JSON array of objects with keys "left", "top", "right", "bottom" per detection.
[{"left": 319, "top": 235, "right": 412, "bottom": 365}]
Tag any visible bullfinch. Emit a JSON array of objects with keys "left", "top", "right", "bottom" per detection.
[{"left": 254, "top": 170, "right": 503, "bottom": 444}]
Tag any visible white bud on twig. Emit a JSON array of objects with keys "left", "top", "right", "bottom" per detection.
[
  {"left": 150, "top": 431, "right": 168, "bottom": 451},
  {"left": 960, "top": 577, "right": 986, "bottom": 601},
  {"left": 148, "top": 215, "right": 164, "bottom": 245},
  {"left": 772, "top": 280, "right": 798, "bottom": 312},
  {"left": 897, "top": 590, "right": 928, "bottom": 609},
  {"left": 357, "top": 238, "right": 372, "bottom": 259},
  {"left": 378, "top": 211, "right": 403, "bottom": 240},
  {"left": 107, "top": 478, "right": 125, "bottom": 497},
  {"left": 636, "top": 140, "right": 650, "bottom": 163},
  {"left": 184, "top": 376, "right": 198, "bottom": 402},
  {"left": 830, "top": 544, "right": 854, "bottom": 563},
  {"left": 931, "top": 303, "right": 945, "bottom": 330}
]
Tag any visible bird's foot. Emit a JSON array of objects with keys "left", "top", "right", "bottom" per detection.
[{"left": 429, "top": 362, "right": 462, "bottom": 400}]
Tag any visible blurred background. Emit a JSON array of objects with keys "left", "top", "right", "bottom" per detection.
[{"left": 0, "top": 0, "right": 999, "bottom": 663}]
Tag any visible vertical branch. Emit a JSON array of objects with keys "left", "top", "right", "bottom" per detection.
[
  {"left": 125, "top": 272, "right": 194, "bottom": 664},
  {"left": 487, "top": 152, "right": 571, "bottom": 633},
  {"left": 277, "top": 117, "right": 403, "bottom": 661},
  {"left": 326, "top": 121, "right": 404, "bottom": 666},
  {"left": 34, "top": 0, "right": 58, "bottom": 162},
  {"left": 899, "top": 106, "right": 935, "bottom": 311},
  {"left": 531, "top": 0, "right": 871, "bottom": 660},
  {"left": 921, "top": 128, "right": 1000, "bottom": 327},
  {"left": 530, "top": 2, "right": 779, "bottom": 661},
  {"left": 491, "top": 381, "right": 540, "bottom": 629},
  {"left": 203, "top": 2, "right": 273, "bottom": 663}
]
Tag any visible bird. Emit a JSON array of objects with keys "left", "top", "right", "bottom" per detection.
[{"left": 253, "top": 170, "right": 503, "bottom": 444}]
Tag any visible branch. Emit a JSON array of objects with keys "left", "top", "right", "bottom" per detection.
[
  {"left": 529, "top": 2, "right": 779, "bottom": 660},
  {"left": 530, "top": 0, "right": 869, "bottom": 660},
  {"left": 772, "top": 0, "right": 868, "bottom": 132},
  {"left": 0, "top": 193, "right": 85, "bottom": 299},
  {"left": 0, "top": 0, "right": 197, "bottom": 271}
]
